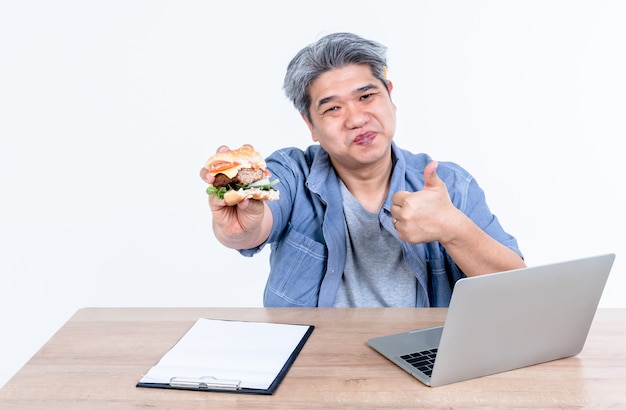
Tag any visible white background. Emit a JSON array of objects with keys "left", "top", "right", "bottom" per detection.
[{"left": 1, "top": 0, "right": 624, "bottom": 388}]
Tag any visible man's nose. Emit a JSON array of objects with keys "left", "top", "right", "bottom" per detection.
[{"left": 344, "top": 104, "right": 368, "bottom": 129}]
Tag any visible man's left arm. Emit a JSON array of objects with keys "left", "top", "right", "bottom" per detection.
[{"left": 391, "top": 161, "right": 526, "bottom": 276}]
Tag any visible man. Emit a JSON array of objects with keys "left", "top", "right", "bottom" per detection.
[{"left": 200, "top": 32, "right": 525, "bottom": 307}]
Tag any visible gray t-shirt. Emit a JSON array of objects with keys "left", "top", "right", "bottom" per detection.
[{"left": 334, "top": 182, "right": 418, "bottom": 307}]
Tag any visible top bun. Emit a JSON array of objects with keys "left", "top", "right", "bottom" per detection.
[{"left": 205, "top": 145, "right": 266, "bottom": 176}]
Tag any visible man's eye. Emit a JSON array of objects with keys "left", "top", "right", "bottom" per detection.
[
  {"left": 360, "top": 93, "right": 373, "bottom": 100},
  {"left": 323, "top": 106, "right": 339, "bottom": 114}
]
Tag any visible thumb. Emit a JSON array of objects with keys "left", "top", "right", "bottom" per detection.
[{"left": 423, "top": 161, "right": 442, "bottom": 190}]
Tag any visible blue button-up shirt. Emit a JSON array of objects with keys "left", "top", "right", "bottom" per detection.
[{"left": 240, "top": 142, "right": 522, "bottom": 307}]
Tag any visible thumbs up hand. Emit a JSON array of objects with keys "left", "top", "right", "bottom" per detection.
[{"left": 391, "top": 161, "right": 464, "bottom": 244}]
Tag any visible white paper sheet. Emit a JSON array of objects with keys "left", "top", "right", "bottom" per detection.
[{"left": 139, "top": 318, "right": 311, "bottom": 390}]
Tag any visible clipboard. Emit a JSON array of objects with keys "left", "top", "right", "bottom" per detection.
[{"left": 136, "top": 318, "right": 314, "bottom": 395}]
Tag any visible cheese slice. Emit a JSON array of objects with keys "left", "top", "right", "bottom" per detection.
[{"left": 209, "top": 164, "right": 243, "bottom": 179}]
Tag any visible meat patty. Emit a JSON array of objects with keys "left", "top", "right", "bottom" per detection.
[{"left": 213, "top": 168, "right": 264, "bottom": 189}]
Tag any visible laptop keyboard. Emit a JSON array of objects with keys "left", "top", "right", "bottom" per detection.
[{"left": 400, "top": 348, "right": 438, "bottom": 376}]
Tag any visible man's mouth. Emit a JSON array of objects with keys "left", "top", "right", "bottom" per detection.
[{"left": 353, "top": 131, "right": 376, "bottom": 145}]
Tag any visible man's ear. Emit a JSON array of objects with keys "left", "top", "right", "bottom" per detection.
[
  {"left": 301, "top": 113, "right": 318, "bottom": 142},
  {"left": 387, "top": 80, "right": 394, "bottom": 93}
]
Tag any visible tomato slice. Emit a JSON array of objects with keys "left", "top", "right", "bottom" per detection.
[{"left": 209, "top": 161, "right": 239, "bottom": 173}]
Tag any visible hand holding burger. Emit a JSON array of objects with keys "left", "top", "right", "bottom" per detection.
[{"left": 203, "top": 144, "right": 280, "bottom": 206}]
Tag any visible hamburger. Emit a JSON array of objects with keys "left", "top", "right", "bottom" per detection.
[{"left": 204, "top": 145, "right": 280, "bottom": 206}]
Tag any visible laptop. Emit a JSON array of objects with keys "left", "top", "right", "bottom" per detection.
[{"left": 368, "top": 253, "right": 615, "bottom": 387}]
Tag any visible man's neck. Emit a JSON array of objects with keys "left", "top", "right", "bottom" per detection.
[{"left": 335, "top": 158, "right": 393, "bottom": 213}]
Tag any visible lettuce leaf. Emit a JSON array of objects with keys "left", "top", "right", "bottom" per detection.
[{"left": 205, "top": 185, "right": 229, "bottom": 199}]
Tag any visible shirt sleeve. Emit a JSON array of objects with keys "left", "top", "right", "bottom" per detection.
[
  {"left": 438, "top": 161, "right": 524, "bottom": 259},
  {"left": 238, "top": 147, "right": 303, "bottom": 257}
]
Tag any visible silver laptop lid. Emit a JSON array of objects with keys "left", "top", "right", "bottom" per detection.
[{"left": 430, "top": 253, "right": 615, "bottom": 386}]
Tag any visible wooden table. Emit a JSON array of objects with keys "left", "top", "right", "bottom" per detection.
[{"left": 1, "top": 308, "right": 625, "bottom": 409}]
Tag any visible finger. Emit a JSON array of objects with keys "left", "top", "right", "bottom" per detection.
[
  {"left": 391, "top": 190, "right": 410, "bottom": 206},
  {"left": 237, "top": 198, "right": 251, "bottom": 209},
  {"left": 423, "top": 161, "right": 442, "bottom": 190},
  {"left": 390, "top": 192, "right": 409, "bottom": 225},
  {"left": 208, "top": 192, "right": 227, "bottom": 210},
  {"left": 199, "top": 167, "right": 215, "bottom": 183}
]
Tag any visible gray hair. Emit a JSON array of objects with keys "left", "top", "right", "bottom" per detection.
[{"left": 283, "top": 32, "right": 389, "bottom": 122}]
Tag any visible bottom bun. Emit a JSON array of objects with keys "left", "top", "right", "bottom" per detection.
[{"left": 223, "top": 187, "right": 280, "bottom": 206}]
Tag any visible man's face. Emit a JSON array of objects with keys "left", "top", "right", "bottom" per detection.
[{"left": 303, "top": 64, "right": 397, "bottom": 174}]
